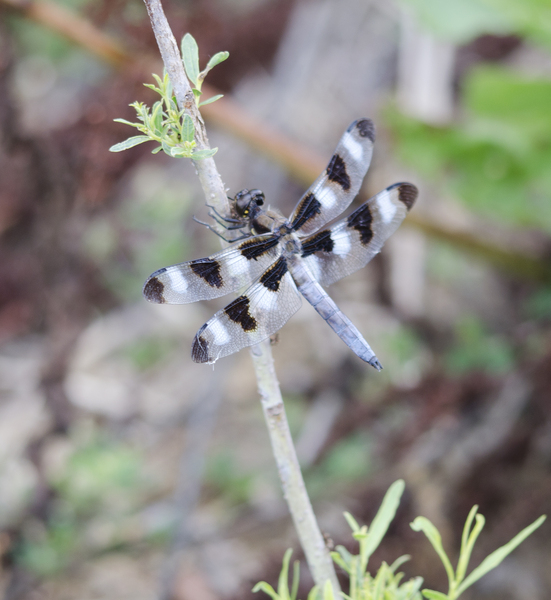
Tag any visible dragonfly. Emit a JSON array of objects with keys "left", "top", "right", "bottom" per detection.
[{"left": 143, "top": 118, "right": 418, "bottom": 369}]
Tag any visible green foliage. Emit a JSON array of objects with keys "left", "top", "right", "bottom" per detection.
[
  {"left": 412, "top": 507, "right": 546, "bottom": 599},
  {"left": 396, "top": 0, "right": 511, "bottom": 44},
  {"left": 445, "top": 316, "right": 514, "bottom": 375},
  {"left": 255, "top": 482, "right": 545, "bottom": 600},
  {"left": 396, "top": 0, "right": 551, "bottom": 49},
  {"left": 110, "top": 33, "right": 227, "bottom": 158},
  {"left": 205, "top": 452, "right": 253, "bottom": 506},
  {"left": 181, "top": 32, "right": 228, "bottom": 103},
  {"left": 387, "top": 65, "right": 551, "bottom": 233},
  {"left": 17, "top": 438, "right": 145, "bottom": 576}
]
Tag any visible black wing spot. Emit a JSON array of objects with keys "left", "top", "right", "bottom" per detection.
[
  {"left": 301, "top": 230, "right": 334, "bottom": 258},
  {"left": 259, "top": 257, "right": 288, "bottom": 292},
  {"left": 290, "top": 193, "right": 322, "bottom": 231},
  {"left": 347, "top": 204, "right": 373, "bottom": 246},
  {"left": 354, "top": 118, "right": 376, "bottom": 142},
  {"left": 143, "top": 276, "right": 165, "bottom": 303},
  {"left": 397, "top": 183, "right": 418, "bottom": 210},
  {"left": 326, "top": 154, "right": 351, "bottom": 190},
  {"left": 224, "top": 296, "right": 257, "bottom": 332},
  {"left": 190, "top": 258, "right": 223, "bottom": 288},
  {"left": 239, "top": 236, "right": 280, "bottom": 260},
  {"left": 192, "top": 325, "right": 210, "bottom": 363}
]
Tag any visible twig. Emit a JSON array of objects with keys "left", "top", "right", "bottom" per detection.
[{"left": 142, "top": 0, "right": 341, "bottom": 595}]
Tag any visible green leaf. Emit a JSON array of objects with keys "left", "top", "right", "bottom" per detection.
[
  {"left": 199, "top": 94, "right": 224, "bottom": 107},
  {"left": 456, "top": 515, "right": 546, "bottom": 595},
  {"left": 181, "top": 33, "right": 200, "bottom": 87},
  {"left": 191, "top": 148, "right": 218, "bottom": 160},
  {"left": 277, "top": 549, "right": 293, "bottom": 599},
  {"left": 343, "top": 512, "right": 361, "bottom": 533},
  {"left": 361, "top": 480, "right": 405, "bottom": 566},
  {"left": 456, "top": 509, "right": 485, "bottom": 585},
  {"left": 306, "top": 586, "right": 321, "bottom": 600},
  {"left": 332, "top": 545, "right": 353, "bottom": 572},
  {"left": 322, "top": 580, "right": 335, "bottom": 600},
  {"left": 389, "top": 555, "right": 411, "bottom": 573},
  {"left": 330, "top": 551, "right": 349, "bottom": 574},
  {"left": 113, "top": 118, "right": 140, "bottom": 128},
  {"left": 192, "top": 88, "right": 202, "bottom": 100},
  {"left": 411, "top": 517, "right": 455, "bottom": 588},
  {"left": 170, "top": 147, "right": 190, "bottom": 158},
  {"left": 181, "top": 114, "right": 195, "bottom": 143},
  {"left": 109, "top": 135, "right": 151, "bottom": 152},
  {"left": 291, "top": 559, "right": 300, "bottom": 600},
  {"left": 421, "top": 591, "right": 449, "bottom": 600},
  {"left": 205, "top": 51, "right": 229, "bottom": 72},
  {"left": 161, "top": 140, "right": 173, "bottom": 156},
  {"left": 151, "top": 102, "right": 164, "bottom": 133},
  {"left": 252, "top": 582, "right": 280, "bottom": 600},
  {"left": 151, "top": 145, "right": 163, "bottom": 154}
]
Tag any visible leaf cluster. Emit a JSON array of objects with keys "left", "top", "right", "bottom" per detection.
[
  {"left": 254, "top": 480, "right": 545, "bottom": 600},
  {"left": 110, "top": 34, "right": 227, "bottom": 159}
]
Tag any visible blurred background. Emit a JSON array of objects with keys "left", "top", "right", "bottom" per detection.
[{"left": 0, "top": 0, "right": 550, "bottom": 598}]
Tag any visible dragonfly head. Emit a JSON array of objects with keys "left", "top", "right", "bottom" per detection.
[{"left": 234, "top": 189, "right": 265, "bottom": 219}]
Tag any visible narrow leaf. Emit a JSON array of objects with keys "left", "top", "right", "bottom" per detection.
[
  {"left": 333, "top": 545, "right": 353, "bottom": 571},
  {"left": 372, "top": 562, "right": 388, "bottom": 599},
  {"left": 151, "top": 145, "right": 163, "bottom": 154},
  {"left": 404, "top": 576, "right": 424, "bottom": 599},
  {"left": 252, "top": 582, "right": 280, "bottom": 600},
  {"left": 389, "top": 555, "right": 411, "bottom": 573},
  {"left": 343, "top": 512, "right": 361, "bottom": 533},
  {"left": 456, "top": 515, "right": 546, "bottom": 595},
  {"left": 277, "top": 549, "right": 292, "bottom": 599},
  {"left": 362, "top": 480, "right": 405, "bottom": 565},
  {"left": 199, "top": 94, "right": 224, "bottom": 107},
  {"left": 205, "top": 51, "right": 229, "bottom": 72},
  {"left": 306, "top": 586, "right": 321, "bottom": 600},
  {"left": 181, "top": 33, "right": 200, "bottom": 87},
  {"left": 191, "top": 148, "right": 218, "bottom": 159},
  {"left": 181, "top": 114, "right": 195, "bottom": 143},
  {"left": 456, "top": 513, "right": 485, "bottom": 584},
  {"left": 421, "top": 590, "right": 448, "bottom": 600},
  {"left": 322, "top": 580, "right": 335, "bottom": 600},
  {"left": 113, "top": 118, "right": 140, "bottom": 128},
  {"left": 291, "top": 560, "right": 300, "bottom": 600},
  {"left": 109, "top": 136, "right": 150, "bottom": 152},
  {"left": 330, "top": 552, "right": 349, "bottom": 574},
  {"left": 151, "top": 102, "right": 164, "bottom": 133},
  {"left": 411, "top": 517, "right": 455, "bottom": 587}
]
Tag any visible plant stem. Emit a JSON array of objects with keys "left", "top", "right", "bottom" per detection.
[
  {"left": 252, "top": 339, "right": 342, "bottom": 595},
  {"left": 142, "top": 0, "right": 341, "bottom": 595}
]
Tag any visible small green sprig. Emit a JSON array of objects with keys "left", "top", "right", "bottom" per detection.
[
  {"left": 110, "top": 33, "right": 228, "bottom": 158},
  {"left": 331, "top": 480, "right": 423, "bottom": 600},
  {"left": 412, "top": 507, "right": 546, "bottom": 600},
  {"left": 181, "top": 33, "right": 228, "bottom": 106},
  {"left": 254, "top": 480, "right": 546, "bottom": 600}
]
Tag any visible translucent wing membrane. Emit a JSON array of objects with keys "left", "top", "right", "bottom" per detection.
[
  {"left": 287, "top": 118, "right": 376, "bottom": 237},
  {"left": 300, "top": 183, "right": 418, "bottom": 288},
  {"left": 143, "top": 234, "right": 281, "bottom": 304},
  {"left": 191, "top": 257, "right": 302, "bottom": 363}
]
